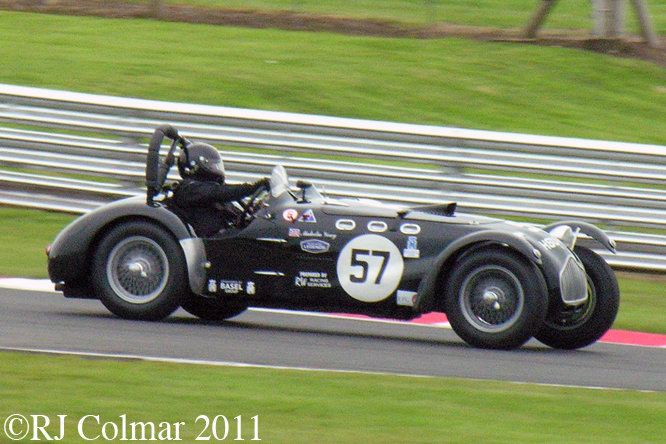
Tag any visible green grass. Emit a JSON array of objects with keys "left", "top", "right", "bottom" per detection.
[
  {"left": 0, "top": 352, "right": 665, "bottom": 443},
  {"left": 0, "top": 208, "right": 76, "bottom": 278},
  {"left": 614, "top": 272, "right": 666, "bottom": 334},
  {"left": 2, "top": 11, "right": 666, "bottom": 145},
  {"left": 133, "top": 0, "right": 666, "bottom": 32}
]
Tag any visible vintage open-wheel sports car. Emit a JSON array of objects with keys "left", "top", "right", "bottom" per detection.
[{"left": 47, "top": 125, "right": 620, "bottom": 350}]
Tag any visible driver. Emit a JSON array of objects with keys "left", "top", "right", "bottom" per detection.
[{"left": 168, "top": 142, "right": 269, "bottom": 237}]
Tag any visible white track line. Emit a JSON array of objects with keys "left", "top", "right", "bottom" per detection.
[
  {"left": 0, "top": 278, "right": 56, "bottom": 292},
  {"left": 0, "top": 346, "right": 641, "bottom": 392}
]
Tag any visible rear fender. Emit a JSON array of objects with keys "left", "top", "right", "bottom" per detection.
[
  {"left": 48, "top": 197, "right": 200, "bottom": 290},
  {"left": 180, "top": 237, "right": 207, "bottom": 295}
]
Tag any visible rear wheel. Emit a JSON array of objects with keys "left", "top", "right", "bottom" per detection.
[
  {"left": 444, "top": 248, "right": 548, "bottom": 350},
  {"left": 535, "top": 246, "right": 619, "bottom": 350},
  {"left": 92, "top": 221, "right": 186, "bottom": 320},
  {"left": 181, "top": 294, "right": 247, "bottom": 321}
]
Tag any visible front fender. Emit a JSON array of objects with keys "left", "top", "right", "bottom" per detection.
[
  {"left": 543, "top": 220, "right": 616, "bottom": 253},
  {"left": 414, "top": 230, "right": 543, "bottom": 312},
  {"left": 48, "top": 196, "right": 193, "bottom": 285}
]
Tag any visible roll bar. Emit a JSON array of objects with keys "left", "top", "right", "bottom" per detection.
[{"left": 145, "top": 124, "right": 189, "bottom": 205}]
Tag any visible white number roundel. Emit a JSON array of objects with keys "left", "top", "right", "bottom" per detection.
[{"left": 336, "top": 234, "right": 404, "bottom": 302}]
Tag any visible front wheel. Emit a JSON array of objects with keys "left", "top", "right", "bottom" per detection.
[
  {"left": 535, "top": 246, "right": 619, "bottom": 350},
  {"left": 444, "top": 248, "right": 548, "bottom": 350},
  {"left": 92, "top": 221, "right": 187, "bottom": 321}
]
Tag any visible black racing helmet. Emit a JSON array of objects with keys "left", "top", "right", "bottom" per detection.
[{"left": 177, "top": 142, "right": 226, "bottom": 182}]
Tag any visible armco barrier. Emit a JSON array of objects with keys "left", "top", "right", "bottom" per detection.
[{"left": 1, "top": 84, "right": 665, "bottom": 271}]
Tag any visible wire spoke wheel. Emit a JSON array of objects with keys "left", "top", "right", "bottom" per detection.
[
  {"left": 107, "top": 236, "right": 169, "bottom": 304},
  {"left": 93, "top": 222, "right": 186, "bottom": 321},
  {"left": 444, "top": 248, "right": 547, "bottom": 350},
  {"left": 460, "top": 265, "right": 524, "bottom": 333}
]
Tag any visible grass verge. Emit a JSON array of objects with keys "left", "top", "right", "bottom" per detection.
[
  {"left": 1, "top": 351, "right": 665, "bottom": 443},
  {"left": 0, "top": 9, "right": 664, "bottom": 437}
]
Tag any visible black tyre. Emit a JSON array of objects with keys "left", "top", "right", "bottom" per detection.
[
  {"left": 92, "top": 221, "right": 187, "bottom": 321},
  {"left": 444, "top": 248, "right": 548, "bottom": 350},
  {"left": 535, "top": 246, "right": 619, "bottom": 350},
  {"left": 181, "top": 294, "right": 247, "bottom": 321}
]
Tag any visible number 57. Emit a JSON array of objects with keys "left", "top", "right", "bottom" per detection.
[{"left": 350, "top": 249, "right": 390, "bottom": 285}]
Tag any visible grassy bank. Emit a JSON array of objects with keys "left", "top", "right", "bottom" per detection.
[
  {"left": 1, "top": 11, "right": 666, "bottom": 144},
  {"left": 124, "top": 0, "right": 666, "bottom": 31},
  {"left": 1, "top": 352, "right": 664, "bottom": 443}
]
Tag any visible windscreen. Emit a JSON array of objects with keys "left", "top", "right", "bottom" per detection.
[{"left": 270, "top": 164, "right": 290, "bottom": 198}]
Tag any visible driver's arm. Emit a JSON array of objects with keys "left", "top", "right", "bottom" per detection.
[{"left": 203, "top": 179, "right": 268, "bottom": 204}]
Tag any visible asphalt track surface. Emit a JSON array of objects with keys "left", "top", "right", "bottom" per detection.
[{"left": 1, "top": 285, "right": 665, "bottom": 392}]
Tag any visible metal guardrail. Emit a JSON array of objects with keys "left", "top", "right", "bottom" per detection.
[{"left": 1, "top": 83, "right": 665, "bottom": 271}]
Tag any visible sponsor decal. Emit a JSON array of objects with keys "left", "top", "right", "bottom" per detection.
[
  {"left": 396, "top": 290, "right": 418, "bottom": 307},
  {"left": 288, "top": 228, "right": 301, "bottom": 237},
  {"left": 539, "top": 236, "right": 561, "bottom": 251},
  {"left": 301, "top": 230, "right": 337, "bottom": 240},
  {"left": 246, "top": 281, "right": 256, "bottom": 295},
  {"left": 300, "top": 239, "right": 330, "bottom": 254},
  {"left": 335, "top": 219, "right": 356, "bottom": 231},
  {"left": 283, "top": 209, "right": 299, "bottom": 222},
  {"left": 295, "top": 271, "right": 332, "bottom": 289},
  {"left": 336, "top": 234, "right": 404, "bottom": 303},
  {"left": 208, "top": 280, "right": 246, "bottom": 294},
  {"left": 403, "top": 236, "right": 420, "bottom": 259},
  {"left": 298, "top": 209, "right": 317, "bottom": 223},
  {"left": 220, "top": 280, "right": 244, "bottom": 294},
  {"left": 302, "top": 230, "right": 322, "bottom": 237},
  {"left": 207, "top": 279, "right": 217, "bottom": 293}
]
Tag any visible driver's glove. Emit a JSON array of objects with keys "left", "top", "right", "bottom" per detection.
[{"left": 254, "top": 177, "right": 271, "bottom": 191}]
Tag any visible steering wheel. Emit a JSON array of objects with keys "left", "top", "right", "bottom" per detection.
[{"left": 237, "top": 182, "right": 269, "bottom": 227}]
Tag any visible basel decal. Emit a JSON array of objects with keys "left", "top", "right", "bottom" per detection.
[{"left": 336, "top": 234, "right": 403, "bottom": 302}]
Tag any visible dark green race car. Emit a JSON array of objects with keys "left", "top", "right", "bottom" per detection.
[{"left": 47, "top": 125, "right": 620, "bottom": 350}]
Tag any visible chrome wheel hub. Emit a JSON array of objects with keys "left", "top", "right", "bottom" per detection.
[
  {"left": 128, "top": 262, "right": 149, "bottom": 278},
  {"left": 482, "top": 288, "right": 502, "bottom": 310}
]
